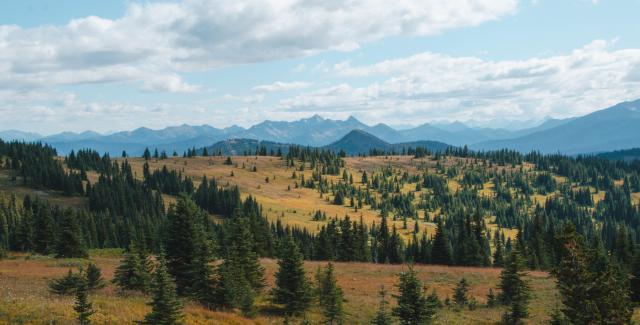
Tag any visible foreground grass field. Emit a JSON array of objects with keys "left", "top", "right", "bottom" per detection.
[{"left": 0, "top": 252, "right": 561, "bottom": 325}]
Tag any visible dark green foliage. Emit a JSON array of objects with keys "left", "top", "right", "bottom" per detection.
[
  {"left": 453, "top": 278, "right": 469, "bottom": 307},
  {"left": 55, "top": 210, "right": 88, "bottom": 258},
  {"left": 272, "top": 236, "right": 313, "bottom": 316},
  {"left": 553, "top": 224, "right": 632, "bottom": 325},
  {"left": 217, "top": 214, "right": 265, "bottom": 311},
  {"left": 74, "top": 281, "right": 94, "bottom": 325},
  {"left": 49, "top": 269, "right": 86, "bottom": 295},
  {"left": 113, "top": 243, "right": 152, "bottom": 293},
  {"left": 392, "top": 266, "right": 438, "bottom": 325},
  {"left": 498, "top": 250, "right": 531, "bottom": 325},
  {"left": 85, "top": 263, "right": 106, "bottom": 291},
  {"left": 486, "top": 288, "right": 497, "bottom": 308},
  {"left": 316, "top": 263, "right": 344, "bottom": 325},
  {"left": 143, "top": 253, "right": 184, "bottom": 325},
  {"left": 164, "top": 195, "right": 212, "bottom": 296},
  {"left": 431, "top": 220, "right": 452, "bottom": 265},
  {"left": 372, "top": 286, "right": 393, "bottom": 325}
]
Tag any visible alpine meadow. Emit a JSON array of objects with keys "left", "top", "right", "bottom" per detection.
[{"left": 2, "top": 1, "right": 640, "bottom": 325}]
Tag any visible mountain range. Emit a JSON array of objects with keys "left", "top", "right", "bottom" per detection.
[{"left": 1, "top": 99, "right": 639, "bottom": 156}]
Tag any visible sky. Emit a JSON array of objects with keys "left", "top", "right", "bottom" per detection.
[{"left": 1, "top": 0, "right": 640, "bottom": 135}]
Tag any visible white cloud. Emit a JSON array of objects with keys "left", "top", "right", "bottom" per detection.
[
  {"left": 141, "top": 74, "right": 200, "bottom": 93},
  {"left": 0, "top": 0, "right": 517, "bottom": 92},
  {"left": 280, "top": 40, "right": 640, "bottom": 125},
  {"left": 252, "top": 81, "right": 313, "bottom": 92}
]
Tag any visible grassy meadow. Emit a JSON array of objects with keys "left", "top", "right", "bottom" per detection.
[{"left": 0, "top": 252, "right": 559, "bottom": 325}]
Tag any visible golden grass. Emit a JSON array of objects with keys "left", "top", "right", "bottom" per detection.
[{"left": 0, "top": 254, "right": 564, "bottom": 325}]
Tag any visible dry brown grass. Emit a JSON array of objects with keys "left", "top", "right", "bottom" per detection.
[{"left": 0, "top": 254, "right": 564, "bottom": 325}]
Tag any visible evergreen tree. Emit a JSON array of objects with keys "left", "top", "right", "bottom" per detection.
[
  {"left": 34, "top": 208, "right": 55, "bottom": 255},
  {"left": 74, "top": 281, "right": 94, "bottom": 325},
  {"left": 49, "top": 269, "right": 86, "bottom": 295},
  {"left": 85, "top": 263, "right": 106, "bottom": 291},
  {"left": 113, "top": 242, "right": 152, "bottom": 293},
  {"left": 143, "top": 148, "right": 151, "bottom": 160},
  {"left": 630, "top": 252, "right": 640, "bottom": 303},
  {"left": 498, "top": 250, "right": 531, "bottom": 325},
  {"left": 392, "top": 266, "right": 438, "bottom": 325},
  {"left": 56, "top": 210, "right": 89, "bottom": 258},
  {"left": 55, "top": 210, "right": 88, "bottom": 258},
  {"left": 553, "top": 223, "right": 632, "bottom": 324},
  {"left": 453, "top": 278, "right": 469, "bottom": 307},
  {"left": 316, "top": 263, "right": 344, "bottom": 325},
  {"left": 372, "top": 286, "right": 393, "bottom": 325},
  {"left": 217, "top": 214, "right": 265, "bottom": 312},
  {"left": 143, "top": 253, "right": 184, "bottom": 325},
  {"left": 431, "top": 220, "right": 452, "bottom": 265},
  {"left": 164, "top": 195, "right": 211, "bottom": 295},
  {"left": 272, "top": 235, "right": 313, "bottom": 316}
]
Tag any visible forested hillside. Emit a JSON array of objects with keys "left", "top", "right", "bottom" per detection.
[{"left": 1, "top": 138, "right": 640, "bottom": 324}]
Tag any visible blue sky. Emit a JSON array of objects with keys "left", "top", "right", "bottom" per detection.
[{"left": 1, "top": 0, "right": 640, "bottom": 134}]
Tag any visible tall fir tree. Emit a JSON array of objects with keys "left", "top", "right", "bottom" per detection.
[
  {"left": 113, "top": 242, "right": 153, "bottom": 293},
  {"left": 372, "top": 286, "right": 393, "bottom": 325},
  {"left": 498, "top": 250, "right": 531, "bottom": 325},
  {"left": 316, "top": 263, "right": 345, "bottom": 325},
  {"left": 272, "top": 235, "right": 313, "bottom": 316},
  {"left": 392, "top": 266, "right": 438, "bottom": 325},
  {"left": 55, "top": 210, "right": 88, "bottom": 258},
  {"left": 431, "top": 220, "right": 452, "bottom": 265},
  {"left": 143, "top": 253, "right": 184, "bottom": 325},
  {"left": 74, "top": 281, "right": 94, "bottom": 325},
  {"left": 164, "top": 195, "right": 211, "bottom": 295}
]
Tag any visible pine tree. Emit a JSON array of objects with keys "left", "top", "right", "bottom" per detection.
[
  {"left": 630, "top": 252, "right": 640, "bottom": 303},
  {"left": 553, "top": 223, "right": 632, "bottom": 324},
  {"left": 113, "top": 242, "right": 152, "bottom": 293},
  {"left": 392, "top": 266, "right": 438, "bottom": 325},
  {"left": 49, "top": 269, "right": 86, "bottom": 295},
  {"left": 272, "top": 235, "right": 313, "bottom": 316},
  {"left": 55, "top": 211, "right": 88, "bottom": 258},
  {"left": 372, "top": 286, "right": 393, "bottom": 325},
  {"left": 431, "top": 220, "right": 452, "bottom": 265},
  {"left": 217, "top": 214, "right": 265, "bottom": 311},
  {"left": 499, "top": 250, "right": 531, "bottom": 325},
  {"left": 85, "top": 263, "right": 106, "bottom": 291},
  {"left": 74, "top": 281, "right": 94, "bottom": 325},
  {"left": 316, "top": 263, "right": 344, "bottom": 325},
  {"left": 143, "top": 148, "right": 151, "bottom": 160},
  {"left": 165, "top": 195, "right": 211, "bottom": 295},
  {"left": 453, "top": 278, "right": 469, "bottom": 308},
  {"left": 143, "top": 253, "right": 184, "bottom": 325}
]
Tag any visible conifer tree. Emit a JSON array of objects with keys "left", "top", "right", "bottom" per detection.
[
  {"left": 55, "top": 210, "right": 88, "bottom": 258},
  {"left": 113, "top": 242, "right": 152, "bottom": 293},
  {"left": 85, "top": 263, "right": 106, "bottom": 291},
  {"left": 217, "top": 214, "right": 264, "bottom": 311},
  {"left": 74, "top": 281, "right": 94, "bottom": 325},
  {"left": 498, "top": 250, "right": 531, "bottom": 325},
  {"left": 272, "top": 235, "right": 313, "bottom": 316},
  {"left": 316, "top": 263, "right": 344, "bottom": 325},
  {"left": 392, "top": 266, "right": 438, "bottom": 325},
  {"left": 431, "top": 220, "right": 452, "bottom": 265},
  {"left": 372, "top": 286, "right": 393, "bottom": 325},
  {"left": 553, "top": 223, "right": 632, "bottom": 324},
  {"left": 453, "top": 278, "right": 469, "bottom": 307},
  {"left": 165, "top": 195, "right": 211, "bottom": 295},
  {"left": 143, "top": 253, "right": 184, "bottom": 325},
  {"left": 34, "top": 208, "right": 55, "bottom": 255}
]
